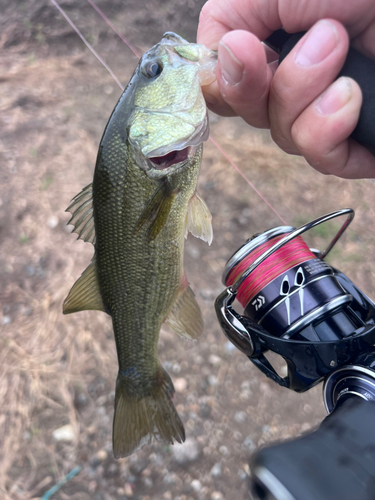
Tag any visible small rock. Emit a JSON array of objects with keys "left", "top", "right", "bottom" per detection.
[
  {"left": 211, "top": 492, "right": 224, "bottom": 500},
  {"left": 207, "top": 375, "right": 217, "bottom": 386},
  {"left": 191, "top": 479, "right": 202, "bottom": 492},
  {"left": 2, "top": 315, "right": 11, "bottom": 325},
  {"left": 243, "top": 436, "right": 256, "bottom": 453},
  {"left": 186, "top": 245, "right": 200, "bottom": 258},
  {"left": 172, "top": 438, "right": 199, "bottom": 464},
  {"left": 233, "top": 431, "right": 242, "bottom": 441},
  {"left": 172, "top": 363, "right": 181, "bottom": 374},
  {"left": 224, "top": 341, "right": 236, "bottom": 354},
  {"left": 87, "top": 425, "right": 97, "bottom": 435},
  {"left": 47, "top": 215, "right": 59, "bottom": 228},
  {"left": 52, "top": 424, "right": 74, "bottom": 442},
  {"left": 174, "top": 377, "right": 187, "bottom": 393},
  {"left": 20, "top": 305, "right": 32, "bottom": 316},
  {"left": 199, "top": 403, "right": 211, "bottom": 419},
  {"left": 88, "top": 480, "right": 97, "bottom": 493},
  {"left": 238, "top": 469, "right": 247, "bottom": 481},
  {"left": 210, "top": 463, "right": 222, "bottom": 477},
  {"left": 234, "top": 411, "right": 246, "bottom": 423},
  {"left": 303, "top": 404, "right": 312, "bottom": 413},
  {"left": 107, "top": 463, "right": 118, "bottom": 477},
  {"left": 208, "top": 354, "right": 221, "bottom": 366},
  {"left": 97, "top": 395, "right": 107, "bottom": 406},
  {"left": 124, "top": 483, "right": 133, "bottom": 496},
  {"left": 199, "top": 288, "right": 216, "bottom": 300},
  {"left": 143, "top": 477, "right": 153, "bottom": 488},
  {"left": 91, "top": 449, "right": 108, "bottom": 466},
  {"left": 240, "top": 390, "right": 251, "bottom": 402},
  {"left": 219, "top": 446, "right": 229, "bottom": 456},
  {"left": 23, "top": 431, "right": 31, "bottom": 441},
  {"left": 75, "top": 392, "right": 88, "bottom": 409},
  {"left": 163, "top": 472, "right": 177, "bottom": 485},
  {"left": 104, "top": 85, "right": 113, "bottom": 95}
]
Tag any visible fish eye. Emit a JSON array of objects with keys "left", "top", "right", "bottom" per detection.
[{"left": 144, "top": 61, "right": 163, "bottom": 78}]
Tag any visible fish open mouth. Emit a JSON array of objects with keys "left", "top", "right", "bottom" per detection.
[{"left": 148, "top": 147, "right": 191, "bottom": 170}]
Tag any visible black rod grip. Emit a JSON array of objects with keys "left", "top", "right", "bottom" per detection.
[
  {"left": 265, "top": 30, "right": 375, "bottom": 154},
  {"left": 250, "top": 397, "right": 375, "bottom": 500}
]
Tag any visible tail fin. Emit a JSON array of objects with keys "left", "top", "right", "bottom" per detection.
[{"left": 113, "top": 366, "right": 185, "bottom": 458}]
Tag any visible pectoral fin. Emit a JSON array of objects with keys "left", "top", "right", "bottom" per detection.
[
  {"left": 66, "top": 183, "right": 96, "bottom": 245},
  {"left": 136, "top": 181, "right": 178, "bottom": 242},
  {"left": 165, "top": 282, "right": 203, "bottom": 340},
  {"left": 63, "top": 256, "right": 106, "bottom": 314},
  {"left": 185, "top": 192, "right": 213, "bottom": 245}
]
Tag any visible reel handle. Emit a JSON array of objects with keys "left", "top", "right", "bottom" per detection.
[
  {"left": 251, "top": 396, "right": 375, "bottom": 500},
  {"left": 264, "top": 29, "right": 375, "bottom": 154}
]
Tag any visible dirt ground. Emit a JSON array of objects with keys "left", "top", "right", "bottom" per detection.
[{"left": 1, "top": 1, "right": 375, "bottom": 499}]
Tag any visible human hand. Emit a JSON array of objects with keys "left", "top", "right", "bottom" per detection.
[{"left": 197, "top": 0, "right": 375, "bottom": 178}]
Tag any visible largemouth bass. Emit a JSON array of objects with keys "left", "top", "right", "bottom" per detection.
[{"left": 63, "top": 33, "right": 216, "bottom": 458}]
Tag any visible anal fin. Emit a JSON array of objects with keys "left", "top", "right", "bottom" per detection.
[
  {"left": 165, "top": 281, "right": 203, "bottom": 340},
  {"left": 63, "top": 256, "right": 106, "bottom": 314},
  {"left": 185, "top": 192, "right": 213, "bottom": 245}
]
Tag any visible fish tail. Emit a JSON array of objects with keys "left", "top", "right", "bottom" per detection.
[{"left": 112, "top": 366, "right": 185, "bottom": 458}]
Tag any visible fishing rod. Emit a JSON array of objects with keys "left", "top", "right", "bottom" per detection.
[{"left": 216, "top": 30, "right": 375, "bottom": 500}]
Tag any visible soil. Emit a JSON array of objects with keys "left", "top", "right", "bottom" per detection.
[{"left": 1, "top": 1, "right": 375, "bottom": 500}]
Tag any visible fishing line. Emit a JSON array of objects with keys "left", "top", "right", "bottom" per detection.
[
  {"left": 49, "top": 0, "right": 286, "bottom": 224},
  {"left": 224, "top": 233, "right": 316, "bottom": 309},
  {"left": 49, "top": 0, "right": 124, "bottom": 90}
]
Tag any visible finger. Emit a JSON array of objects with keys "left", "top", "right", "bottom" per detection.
[
  {"left": 197, "top": 0, "right": 277, "bottom": 49},
  {"left": 198, "top": 0, "right": 375, "bottom": 50},
  {"left": 269, "top": 20, "right": 350, "bottom": 154},
  {"left": 216, "top": 30, "right": 274, "bottom": 128},
  {"left": 201, "top": 30, "right": 275, "bottom": 123},
  {"left": 290, "top": 77, "right": 375, "bottom": 178},
  {"left": 201, "top": 80, "right": 237, "bottom": 117}
]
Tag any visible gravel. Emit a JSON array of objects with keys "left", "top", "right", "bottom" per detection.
[{"left": 172, "top": 437, "right": 200, "bottom": 464}]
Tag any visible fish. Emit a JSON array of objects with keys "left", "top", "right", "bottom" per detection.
[{"left": 63, "top": 32, "right": 216, "bottom": 458}]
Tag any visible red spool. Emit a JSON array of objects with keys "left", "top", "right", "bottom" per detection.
[{"left": 225, "top": 234, "right": 317, "bottom": 309}]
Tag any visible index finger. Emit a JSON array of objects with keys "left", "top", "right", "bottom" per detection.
[
  {"left": 198, "top": 0, "right": 375, "bottom": 49},
  {"left": 197, "top": 0, "right": 278, "bottom": 48}
]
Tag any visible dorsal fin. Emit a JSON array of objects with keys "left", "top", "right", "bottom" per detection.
[
  {"left": 66, "top": 183, "right": 96, "bottom": 245},
  {"left": 63, "top": 256, "right": 106, "bottom": 314}
]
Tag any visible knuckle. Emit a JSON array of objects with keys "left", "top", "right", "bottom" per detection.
[
  {"left": 270, "top": 76, "right": 295, "bottom": 111},
  {"left": 270, "top": 127, "right": 296, "bottom": 155},
  {"left": 291, "top": 121, "right": 316, "bottom": 155}
]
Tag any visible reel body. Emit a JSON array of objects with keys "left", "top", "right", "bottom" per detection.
[{"left": 215, "top": 209, "right": 375, "bottom": 394}]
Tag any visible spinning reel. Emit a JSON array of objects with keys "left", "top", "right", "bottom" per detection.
[{"left": 215, "top": 208, "right": 375, "bottom": 412}]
